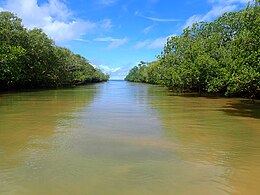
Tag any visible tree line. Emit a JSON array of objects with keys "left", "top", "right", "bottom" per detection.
[
  {"left": 0, "top": 12, "right": 109, "bottom": 90},
  {"left": 125, "top": 1, "right": 260, "bottom": 98}
]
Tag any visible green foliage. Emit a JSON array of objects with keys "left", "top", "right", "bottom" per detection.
[
  {"left": 0, "top": 11, "right": 109, "bottom": 90},
  {"left": 125, "top": 1, "right": 260, "bottom": 98},
  {"left": 124, "top": 61, "right": 149, "bottom": 82}
]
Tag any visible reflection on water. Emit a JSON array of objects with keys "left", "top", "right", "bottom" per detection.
[
  {"left": 0, "top": 81, "right": 260, "bottom": 195},
  {"left": 145, "top": 86, "right": 260, "bottom": 195},
  {"left": 0, "top": 85, "right": 97, "bottom": 193}
]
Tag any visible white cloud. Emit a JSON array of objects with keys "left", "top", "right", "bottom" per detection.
[
  {"left": 184, "top": 5, "right": 237, "bottom": 28},
  {"left": 94, "top": 37, "right": 128, "bottom": 49},
  {"left": 107, "top": 38, "right": 128, "bottom": 49},
  {"left": 111, "top": 63, "right": 137, "bottom": 80},
  {"left": 204, "top": 5, "right": 238, "bottom": 20},
  {"left": 142, "top": 16, "right": 180, "bottom": 22},
  {"left": 43, "top": 20, "right": 96, "bottom": 42},
  {"left": 135, "top": 11, "right": 180, "bottom": 22},
  {"left": 74, "top": 38, "right": 90, "bottom": 42},
  {"left": 148, "top": 37, "right": 168, "bottom": 49},
  {"left": 42, "top": 0, "right": 71, "bottom": 20},
  {"left": 94, "top": 37, "right": 117, "bottom": 42},
  {"left": 92, "top": 61, "right": 137, "bottom": 80},
  {"left": 143, "top": 25, "right": 154, "bottom": 34},
  {"left": 111, "top": 67, "right": 121, "bottom": 72},
  {"left": 98, "top": 65, "right": 121, "bottom": 73},
  {"left": 0, "top": 0, "right": 110, "bottom": 43},
  {"left": 135, "top": 34, "right": 176, "bottom": 50},
  {"left": 135, "top": 40, "right": 151, "bottom": 49},
  {"left": 184, "top": 0, "right": 251, "bottom": 28}
]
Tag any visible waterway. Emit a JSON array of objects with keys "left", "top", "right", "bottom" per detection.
[{"left": 0, "top": 81, "right": 260, "bottom": 194}]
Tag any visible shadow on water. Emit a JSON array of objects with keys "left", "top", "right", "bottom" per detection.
[
  {"left": 221, "top": 100, "right": 260, "bottom": 119},
  {"left": 166, "top": 90, "right": 260, "bottom": 119},
  {"left": 145, "top": 84, "right": 260, "bottom": 194},
  {"left": 168, "top": 91, "right": 226, "bottom": 99}
]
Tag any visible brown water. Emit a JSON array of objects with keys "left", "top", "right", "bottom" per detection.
[{"left": 0, "top": 81, "right": 260, "bottom": 195}]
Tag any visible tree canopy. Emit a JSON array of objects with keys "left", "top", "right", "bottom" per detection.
[
  {"left": 0, "top": 11, "right": 109, "bottom": 90},
  {"left": 125, "top": 1, "right": 260, "bottom": 98}
]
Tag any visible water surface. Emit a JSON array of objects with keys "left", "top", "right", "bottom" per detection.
[{"left": 0, "top": 81, "right": 260, "bottom": 194}]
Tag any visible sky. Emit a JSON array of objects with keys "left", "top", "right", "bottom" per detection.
[{"left": 0, "top": 0, "right": 251, "bottom": 79}]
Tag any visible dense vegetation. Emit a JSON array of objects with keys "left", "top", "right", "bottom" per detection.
[
  {"left": 0, "top": 12, "right": 109, "bottom": 90},
  {"left": 125, "top": 1, "right": 260, "bottom": 98}
]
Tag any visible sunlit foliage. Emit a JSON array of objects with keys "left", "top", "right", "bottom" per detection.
[
  {"left": 125, "top": 1, "right": 260, "bottom": 98},
  {"left": 0, "top": 11, "right": 109, "bottom": 90}
]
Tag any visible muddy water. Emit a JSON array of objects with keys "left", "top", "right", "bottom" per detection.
[{"left": 0, "top": 81, "right": 259, "bottom": 195}]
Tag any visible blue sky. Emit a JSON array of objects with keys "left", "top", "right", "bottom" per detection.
[{"left": 0, "top": 0, "right": 250, "bottom": 79}]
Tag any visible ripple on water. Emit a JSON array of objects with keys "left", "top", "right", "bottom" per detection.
[{"left": 0, "top": 81, "right": 260, "bottom": 194}]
